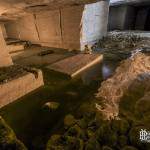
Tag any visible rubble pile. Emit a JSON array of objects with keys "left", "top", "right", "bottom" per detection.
[
  {"left": 95, "top": 52, "right": 150, "bottom": 120},
  {"left": 0, "top": 65, "right": 39, "bottom": 84},
  {"left": 93, "top": 33, "right": 148, "bottom": 50}
]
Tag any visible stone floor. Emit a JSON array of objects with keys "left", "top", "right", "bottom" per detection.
[
  {"left": 10, "top": 44, "right": 103, "bottom": 78},
  {"left": 12, "top": 45, "right": 75, "bottom": 66}
]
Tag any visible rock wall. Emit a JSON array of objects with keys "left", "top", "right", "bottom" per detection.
[
  {"left": 0, "top": 0, "right": 101, "bottom": 21},
  {"left": 5, "top": 6, "right": 83, "bottom": 50},
  {"left": 109, "top": 5, "right": 136, "bottom": 30},
  {"left": 0, "top": 69, "right": 44, "bottom": 108},
  {"left": 81, "top": 0, "right": 109, "bottom": 49},
  {"left": 96, "top": 53, "right": 150, "bottom": 120},
  {"left": 5, "top": 14, "right": 40, "bottom": 43},
  {"left": 0, "top": 25, "right": 13, "bottom": 67},
  {"left": 109, "top": 5, "right": 128, "bottom": 30},
  {"left": 5, "top": 1, "right": 109, "bottom": 50},
  {"left": 135, "top": 7, "right": 149, "bottom": 30}
]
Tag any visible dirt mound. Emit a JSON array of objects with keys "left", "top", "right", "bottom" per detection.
[{"left": 95, "top": 52, "right": 150, "bottom": 120}]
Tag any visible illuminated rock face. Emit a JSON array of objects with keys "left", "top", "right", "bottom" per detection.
[
  {"left": 0, "top": 25, "right": 13, "bottom": 67},
  {"left": 96, "top": 52, "right": 150, "bottom": 120},
  {"left": 80, "top": 0, "right": 109, "bottom": 50},
  {"left": 0, "top": 0, "right": 102, "bottom": 21},
  {"left": 5, "top": 1, "right": 109, "bottom": 50}
]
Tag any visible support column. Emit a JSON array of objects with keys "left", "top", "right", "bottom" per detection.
[
  {"left": 0, "top": 24, "right": 13, "bottom": 67},
  {"left": 80, "top": 0, "right": 110, "bottom": 50}
]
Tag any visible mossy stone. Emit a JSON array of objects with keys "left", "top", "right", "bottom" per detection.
[
  {"left": 121, "top": 145, "right": 138, "bottom": 150},
  {"left": 64, "top": 114, "right": 76, "bottom": 128},
  {"left": 118, "top": 135, "right": 128, "bottom": 148},
  {"left": 66, "top": 124, "right": 83, "bottom": 138},
  {"left": 85, "top": 137, "right": 101, "bottom": 150},
  {"left": 0, "top": 116, "right": 27, "bottom": 150},
  {"left": 111, "top": 119, "right": 130, "bottom": 135},
  {"left": 102, "top": 145, "right": 113, "bottom": 150}
]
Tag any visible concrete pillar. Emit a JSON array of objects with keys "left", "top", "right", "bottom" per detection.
[
  {"left": 0, "top": 25, "right": 13, "bottom": 67},
  {"left": 80, "top": 0, "right": 110, "bottom": 50}
]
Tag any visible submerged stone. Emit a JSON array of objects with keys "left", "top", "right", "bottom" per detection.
[
  {"left": 64, "top": 114, "right": 76, "bottom": 128},
  {"left": 102, "top": 146, "right": 113, "bottom": 150},
  {"left": 85, "top": 137, "right": 101, "bottom": 150},
  {"left": 65, "top": 91, "right": 79, "bottom": 98},
  {"left": 122, "top": 146, "right": 138, "bottom": 150},
  {"left": 43, "top": 102, "right": 60, "bottom": 111}
]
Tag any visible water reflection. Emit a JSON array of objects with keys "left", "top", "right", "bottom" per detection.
[
  {"left": 80, "top": 49, "right": 130, "bottom": 84},
  {"left": 102, "top": 63, "right": 113, "bottom": 80},
  {"left": 81, "top": 62, "right": 102, "bottom": 85}
]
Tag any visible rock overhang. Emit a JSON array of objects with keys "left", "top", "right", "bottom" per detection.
[{"left": 0, "top": 0, "right": 104, "bottom": 22}]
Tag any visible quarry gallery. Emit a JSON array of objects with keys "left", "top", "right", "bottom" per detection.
[{"left": 0, "top": 0, "right": 150, "bottom": 150}]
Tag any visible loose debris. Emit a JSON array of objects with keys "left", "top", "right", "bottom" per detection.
[
  {"left": 95, "top": 52, "right": 150, "bottom": 120},
  {"left": 0, "top": 65, "right": 39, "bottom": 84}
]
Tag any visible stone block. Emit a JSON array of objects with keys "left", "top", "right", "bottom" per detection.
[
  {"left": 47, "top": 54, "right": 103, "bottom": 77},
  {"left": 0, "top": 69, "right": 44, "bottom": 108}
]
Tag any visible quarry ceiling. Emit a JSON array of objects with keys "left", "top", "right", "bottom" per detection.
[
  {"left": 110, "top": 0, "right": 150, "bottom": 6},
  {"left": 0, "top": 0, "right": 103, "bottom": 22}
]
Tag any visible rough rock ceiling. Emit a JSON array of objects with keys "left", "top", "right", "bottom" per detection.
[
  {"left": 110, "top": 0, "right": 150, "bottom": 6},
  {"left": 0, "top": 0, "right": 102, "bottom": 22}
]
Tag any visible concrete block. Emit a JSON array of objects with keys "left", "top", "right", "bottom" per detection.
[
  {"left": 47, "top": 54, "right": 103, "bottom": 77},
  {"left": 0, "top": 69, "right": 44, "bottom": 108}
]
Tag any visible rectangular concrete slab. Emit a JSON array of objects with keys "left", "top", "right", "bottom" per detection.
[
  {"left": 0, "top": 70, "right": 44, "bottom": 108},
  {"left": 47, "top": 54, "right": 103, "bottom": 77}
]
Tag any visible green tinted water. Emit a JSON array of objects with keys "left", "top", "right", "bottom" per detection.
[{"left": 0, "top": 49, "right": 134, "bottom": 149}]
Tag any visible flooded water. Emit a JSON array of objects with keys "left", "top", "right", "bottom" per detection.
[
  {"left": 0, "top": 48, "right": 138, "bottom": 149},
  {"left": 81, "top": 48, "right": 133, "bottom": 84}
]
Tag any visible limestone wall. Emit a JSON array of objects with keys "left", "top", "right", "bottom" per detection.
[
  {"left": 0, "top": 70, "right": 44, "bottom": 108},
  {"left": 61, "top": 6, "right": 84, "bottom": 50},
  {"left": 109, "top": 5, "right": 128, "bottom": 30},
  {"left": 5, "top": 1, "right": 109, "bottom": 50},
  {"left": 5, "top": 22, "right": 20, "bottom": 39},
  {"left": 109, "top": 5, "right": 150, "bottom": 31},
  {"left": 135, "top": 8, "right": 149, "bottom": 30},
  {"left": 81, "top": 1, "right": 109, "bottom": 49},
  {"left": 35, "top": 10, "right": 62, "bottom": 48},
  {"left": 5, "top": 14, "right": 40, "bottom": 43},
  {"left": 5, "top": 6, "right": 83, "bottom": 50},
  {"left": 0, "top": 25, "right": 13, "bottom": 67}
]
